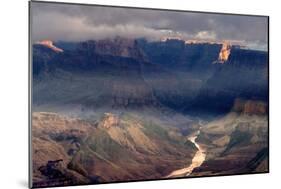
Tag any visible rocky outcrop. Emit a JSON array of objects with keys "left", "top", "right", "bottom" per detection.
[
  {"left": 36, "top": 40, "right": 64, "bottom": 53},
  {"left": 99, "top": 113, "right": 119, "bottom": 129},
  {"left": 232, "top": 98, "right": 268, "bottom": 115},
  {"left": 218, "top": 42, "right": 231, "bottom": 63}
]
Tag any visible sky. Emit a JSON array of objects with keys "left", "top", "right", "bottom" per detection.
[{"left": 31, "top": 1, "right": 268, "bottom": 51}]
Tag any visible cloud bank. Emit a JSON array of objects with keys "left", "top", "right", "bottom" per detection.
[{"left": 31, "top": 2, "right": 268, "bottom": 50}]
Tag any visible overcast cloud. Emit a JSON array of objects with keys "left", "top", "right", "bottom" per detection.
[{"left": 31, "top": 2, "right": 268, "bottom": 50}]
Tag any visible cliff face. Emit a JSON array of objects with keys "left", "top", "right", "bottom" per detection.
[
  {"left": 33, "top": 38, "right": 159, "bottom": 109},
  {"left": 232, "top": 98, "right": 268, "bottom": 115},
  {"left": 33, "top": 37, "right": 268, "bottom": 114},
  {"left": 186, "top": 48, "right": 268, "bottom": 116},
  {"left": 95, "top": 37, "right": 146, "bottom": 60},
  {"left": 138, "top": 39, "right": 222, "bottom": 71}
]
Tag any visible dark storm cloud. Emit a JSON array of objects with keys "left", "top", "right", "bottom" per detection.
[{"left": 31, "top": 2, "right": 268, "bottom": 50}]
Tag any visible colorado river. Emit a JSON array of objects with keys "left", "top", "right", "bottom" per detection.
[{"left": 164, "top": 128, "right": 206, "bottom": 178}]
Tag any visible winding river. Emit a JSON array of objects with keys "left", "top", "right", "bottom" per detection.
[{"left": 164, "top": 128, "right": 206, "bottom": 178}]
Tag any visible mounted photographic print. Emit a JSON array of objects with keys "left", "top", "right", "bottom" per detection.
[{"left": 29, "top": 1, "right": 269, "bottom": 188}]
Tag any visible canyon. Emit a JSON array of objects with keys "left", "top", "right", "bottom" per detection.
[
  {"left": 164, "top": 128, "right": 206, "bottom": 178},
  {"left": 31, "top": 37, "right": 268, "bottom": 187}
]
